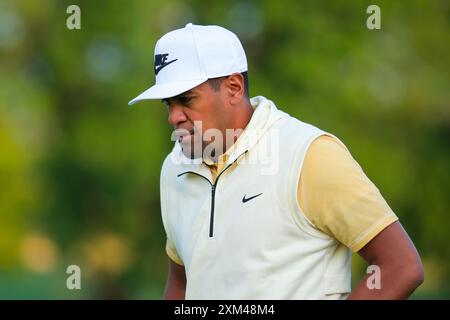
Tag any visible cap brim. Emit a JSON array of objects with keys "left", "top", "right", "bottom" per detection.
[{"left": 128, "top": 78, "right": 207, "bottom": 105}]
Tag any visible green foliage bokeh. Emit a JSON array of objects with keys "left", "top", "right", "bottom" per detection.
[{"left": 0, "top": 0, "right": 449, "bottom": 298}]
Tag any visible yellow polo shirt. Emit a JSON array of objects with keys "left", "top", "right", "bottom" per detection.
[{"left": 166, "top": 134, "right": 398, "bottom": 265}]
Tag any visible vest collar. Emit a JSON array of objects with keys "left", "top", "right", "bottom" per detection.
[{"left": 172, "top": 96, "right": 287, "bottom": 177}]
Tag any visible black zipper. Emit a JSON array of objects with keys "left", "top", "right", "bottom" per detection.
[
  {"left": 210, "top": 184, "right": 216, "bottom": 237},
  {"left": 177, "top": 151, "right": 248, "bottom": 238}
]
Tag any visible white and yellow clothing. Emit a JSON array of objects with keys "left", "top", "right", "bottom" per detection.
[{"left": 160, "top": 96, "right": 398, "bottom": 299}]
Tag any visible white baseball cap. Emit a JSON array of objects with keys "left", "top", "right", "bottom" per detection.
[{"left": 128, "top": 23, "right": 248, "bottom": 105}]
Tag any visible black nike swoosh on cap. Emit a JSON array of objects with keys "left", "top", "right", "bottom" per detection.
[
  {"left": 242, "top": 193, "right": 263, "bottom": 203},
  {"left": 154, "top": 59, "right": 178, "bottom": 75}
]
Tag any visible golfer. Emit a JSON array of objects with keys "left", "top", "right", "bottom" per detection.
[{"left": 129, "top": 23, "right": 424, "bottom": 299}]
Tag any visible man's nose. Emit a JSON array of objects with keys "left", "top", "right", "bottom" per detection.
[{"left": 167, "top": 103, "right": 187, "bottom": 127}]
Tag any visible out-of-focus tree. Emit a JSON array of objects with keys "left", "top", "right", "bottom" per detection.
[{"left": 0, "top": 0, "right": 449, "bottom": 298}]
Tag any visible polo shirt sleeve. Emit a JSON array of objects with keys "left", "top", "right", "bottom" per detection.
[
  {"left": 298, "top": 135, "right": 398, "bottom": 252},
  {"left": 166, "top": 238, "right": 184, "bottom": 266}
]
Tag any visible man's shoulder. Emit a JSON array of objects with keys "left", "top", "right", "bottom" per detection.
[
  {"left": 309, "top": 134, "right": 349, "bottom": 152},
  {"left": 275, "top": 112, "right": 326, "bottom": 144}
]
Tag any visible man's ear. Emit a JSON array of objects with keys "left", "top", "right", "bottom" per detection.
[{"left": 225, "top": 73, "right": 245, "bottom": 104}]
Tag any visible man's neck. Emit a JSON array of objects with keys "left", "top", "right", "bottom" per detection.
[{"left": 222, "top": 99, "right": 254, "bottom": 159}]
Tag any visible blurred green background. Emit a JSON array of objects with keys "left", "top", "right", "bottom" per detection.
[{"left": 0, "top": 0, "right": 449, "bottom": 299}]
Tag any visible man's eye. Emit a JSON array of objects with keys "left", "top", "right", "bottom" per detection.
[{"left": 179, "top": 96, "right": 192, "bottom": 105}]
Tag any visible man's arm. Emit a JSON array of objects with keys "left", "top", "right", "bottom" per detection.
[
  {"left": 347, "top": 221, "right": 424, "bottom": 299},
  {"left": 163, "top": 258, "right": 186, "bottom": 300}
]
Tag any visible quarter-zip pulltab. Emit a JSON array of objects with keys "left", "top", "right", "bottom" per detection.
[{"left": 177, "top": 150, "right": 248, "bottom": 238}]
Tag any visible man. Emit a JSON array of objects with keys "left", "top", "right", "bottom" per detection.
[{"left": 129, "top": 23, "right": 424, "bottom": 299}]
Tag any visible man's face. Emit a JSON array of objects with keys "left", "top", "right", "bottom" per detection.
[{"left": 163, "top": 80, "right": 227, "bottom": 159}]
